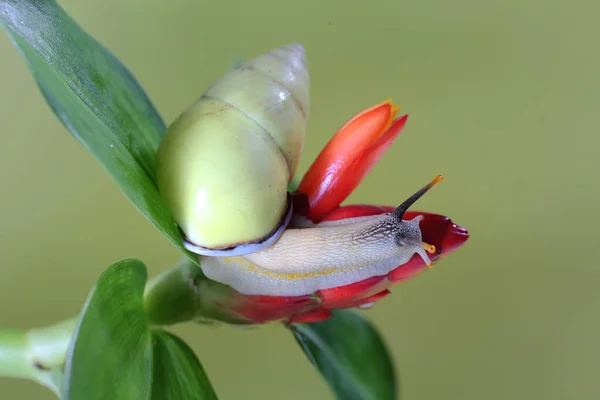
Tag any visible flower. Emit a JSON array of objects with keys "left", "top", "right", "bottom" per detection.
[{"left": 206, "top": 100, "right": 469, "bottom": 324}]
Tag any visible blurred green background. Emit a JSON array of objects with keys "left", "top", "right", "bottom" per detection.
[{"left": 1, "top": 0, "right": 598, "bottom": 398}]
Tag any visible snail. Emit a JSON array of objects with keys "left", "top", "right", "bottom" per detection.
[{"left": 156, "top": 44, "right": 439, "bottom": 296}]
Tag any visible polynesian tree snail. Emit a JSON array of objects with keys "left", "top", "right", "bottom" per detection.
[{"left": 156, "top": 44, "right": 440, "bottom": 297}]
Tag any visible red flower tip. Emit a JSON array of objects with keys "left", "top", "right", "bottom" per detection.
[{"left": 298, "top": 100, "right": 407, "bottom": 222}]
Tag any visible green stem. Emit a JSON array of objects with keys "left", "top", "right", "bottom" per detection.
[
  {"left": 0, "top": 329, "right": 31, "bottom": 379},
  {"left": 0, "top": 318, "right": 77, "bottom": 396},
  {"left": 144, "top": 258, "right": 248, "bottom": 326}
]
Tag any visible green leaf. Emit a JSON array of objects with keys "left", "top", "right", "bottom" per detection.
[
  {"left": 63, "top": 259, "right": 218, "bottom": 400},
  {"left": 151, "top": 330, "right": 218, "bottom": 400},
  {"left": 290, "top": 310, "right": 397, "bottom": 400},
  {"left": 63, "top": 259, "right": 152, "bottom": 400},
  {"left": 0, "top": 0, "right": 196, "bottom": 262}
]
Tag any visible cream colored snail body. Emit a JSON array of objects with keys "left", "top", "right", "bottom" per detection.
[{"left": 156, "top": 44, "right": 437, "bottom": 297}]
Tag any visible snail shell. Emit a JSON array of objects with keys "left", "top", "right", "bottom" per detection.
[{"left": 156, "top": 44, "right": 309, "bottom": 252}]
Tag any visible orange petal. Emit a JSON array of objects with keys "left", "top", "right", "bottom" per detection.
[
  {"left": 298, "top": 100, "right": 403, "bottom": 222},
  {"left": 337, "top": 115, "right": 407, "bottom": 209}
]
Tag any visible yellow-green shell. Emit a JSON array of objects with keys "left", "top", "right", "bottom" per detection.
[{"left": 156, "top": 44, "right": 310, "bottom": 249}]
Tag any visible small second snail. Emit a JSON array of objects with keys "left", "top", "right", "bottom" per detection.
[{"left": 156, "top": 44, "right": 442, "bottom": 297}]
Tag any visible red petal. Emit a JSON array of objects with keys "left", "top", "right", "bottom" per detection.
[
  {"left": 316, "top": 275, "right": 390, "bottom": 309},
  {"left": 387, "top": 255, "right": 430, "bottom": 283},
  {"left": 298, "top": 101, "right": 404, "bottom": 222},
  {"left": 226, "top": 293, "right": 319, "bottom": 323},
  {"left": 289, "top": 309, "right": 333, "bottom": 323},
  {"left": 347, "top": 289, "right": 391, "bottom": 308}
]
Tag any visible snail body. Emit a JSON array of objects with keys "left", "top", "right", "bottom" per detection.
[
  {"left": 156, "top": 44, "right": 437, "bottom": 297},
  {"left": 200, "top": 211, "right": 433, "bottom": 296}
]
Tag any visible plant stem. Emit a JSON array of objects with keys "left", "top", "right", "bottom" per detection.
[
  {"left": 0, "top": 329, "right": 31, "bottom": 379},
  {"left": 0, "top": 318, "right": 77, "bottom": 396},
  {"left": 144, "top": 257, "right": 249, "bottom": 326}
]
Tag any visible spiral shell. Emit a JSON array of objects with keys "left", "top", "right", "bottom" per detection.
[{"left": 156, "top": 44, "right": 310, "bottom": 251}]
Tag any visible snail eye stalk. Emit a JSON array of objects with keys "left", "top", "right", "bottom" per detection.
[{"left": 392, "top": 175, "right": 443, "bottom": 221}]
